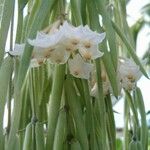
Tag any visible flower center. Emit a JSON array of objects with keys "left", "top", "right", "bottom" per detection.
[
  {"left": 83, "top": 51, "right": 92, "bottom": 60},
  {"left": 65, "top": 43, "right": 75, "bottom": 52},
  {"left": 71, "top": 38, "right": 79, "bottom": 45},
  {"left": 74, "top": 70, "right": 79, "bottom": 75},
  {"left": 83, "top": 40, "right": 91, "bottom": 48},
  {"left": 37, "top": 59, "right": 44, "bottom": 65},
  {"left": 101, "top": 73, "right": 107, "bottom": 82},
  {"left": 127, "top": 74, "right": 135, "bottom": 82},
  {"left": 56, "top": 59, "right": 62, "bottom": 63},
  {"left": 44, "top": 51, "right": 51, "bottom": 58}
]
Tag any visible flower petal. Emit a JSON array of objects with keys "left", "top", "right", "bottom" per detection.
[
  {"left": 9, "top": 44, "right": 25, "bottom": 56},
  {"left": 68, "top": 54, "right": 93, "bottom": 79}
]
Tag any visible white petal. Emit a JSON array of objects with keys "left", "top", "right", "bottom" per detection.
[
  {"left": 36, "top": 31, "right": 48, "bottom": 39},
  {"left": 76, "top": 25, "right": 106, "bottom": 44},
  {"left": 118, "top": 58, "right": 142, "bottom": 81},
  {"left": 28, "top": 31, "right": 61, "bottom": 48},
  {"left": 48, "top": 45, "right": 70, "bottom": 64},
  {"left": 68, "top": 54, "right": 93, "bottom": 79},
  {"left": 9, "top": 43, "right": 25, "bottom": 56},
  {"left": 79, "top": 44, "right": 103, "bottom": 60},
  {"left": 94, "top": 32, "right": 106, "bottom": 44}
]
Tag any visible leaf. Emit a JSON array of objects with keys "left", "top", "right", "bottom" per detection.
[
  {"left": 112, "top": 21, "right": 149, "bottom": 78},
  {"left": 0, "top": 0, "right": 15, "bottom": 65},
  {"left": 0, "top": 56, "right": 13, "bottom": 150},
  {"left": 94, "top": 0, "right": 118, "bottom": 70}
]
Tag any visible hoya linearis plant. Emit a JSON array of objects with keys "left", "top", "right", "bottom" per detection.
[{"left": 0, "top": 0, "right": 148, "bottom": 150}]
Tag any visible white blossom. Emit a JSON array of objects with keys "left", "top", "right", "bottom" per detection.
[
  {"left": 68, "top": 54, "right": 93, "bottom": 79},
  {"left": 9, "top": 44, "right": 45, "bottom": 68},
  {"left": 118, "top": 58, "right": 142, "bottom": 90},
  {"left": 76, "top": 25, "right": 105, "bottom": 60}
]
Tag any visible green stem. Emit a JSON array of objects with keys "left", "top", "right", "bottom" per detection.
[
  {"left": 65, "top": 77, "right": 89, "bottom": 150},
  {"left": 0, "top": 0, "right": 15, "bottom": 65},
  {"left": 53, "top": 107, "right": 67, "bottom": 150},
  {"left": 46, "top": 64, "right": 65, "bottom": 150},
  {"left": 125, "top": 91, "right": 139, "bottom": 128},
  {"left": 95, "top": 60, "right": 107, "bottom": 150},
  {"left": 105, "top": 94, "right": 116, "bottom": 150},
  {"left": 82, "top": 80, "right": 92, "bottom": 135},
  {"left": 135, "top": 88, "right": 148, "bottom": 150},
  {"left": 123, "top": 97, "right": 130, "bottom": 150}
]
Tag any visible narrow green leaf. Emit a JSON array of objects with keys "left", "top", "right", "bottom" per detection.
[
  {"left": 23, "top": 123, "right": 32, "bottom": 150},
  {"left": 112, "top": 21, "right": 149, "bottom": 78},
  {"left": 46, "top": 64, "right": 65, "bottom": 150},
  {"left": 35, "top": 122, "right": 45, "bottom": 150},
  {"left": 53, "top": 108, "right": 67, "bottom": 150},
  {"left": 0, "top": 56, "right": 13, "bottom": 150},
  {"left": 125, "top": 91, "right": 139, "bottom": 127},
  {"left": 135, "top": 88, "right": 148, "bottom": 150},
  {"left": 70, "top": 0, "right": 82, "bottom": 25},
  {"left": 65, "top": 77, "right": 89, "bottom": 150},
  {"left": 105, "top": 94, "right": 116, "bottom": 150},
  {"left": 0, "top": 0, "right": 15, "bottom": 65},
  {"left": 71, "top": 140, "right": 82, "bottom": 150},
  {"left": 94, "top": 0, "right": 118, "bottom": 70}
]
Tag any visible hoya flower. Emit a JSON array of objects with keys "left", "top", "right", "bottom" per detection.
[
  {"left": 47, "top": 44, "right": 70, "bottom": 64},
  {"left": 68, "top": 54, "right": 93, "bottom": 79},
  {"left": 28, "top": 23, "right": 77, "bottom": 63},
  {"left": 28, "top": 21, "right": 105, "bottom": 65},
  {"left": 90, "top": 71, "right": 111, "bottom": 97},
  {"left": 118, "top": 58, "right": 142, "bottom": 90},
  {"left": 91, "top": 81, "right": 110, "bottom": 97},
  {"left": 9, "top": 44, "right": 45, "bottom": 68},
  {"left": 76, "top": 25, "right": 105, "bottom": 60}
]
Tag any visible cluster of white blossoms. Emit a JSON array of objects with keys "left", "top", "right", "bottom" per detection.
[
  {"left": 10, "top": 21, "right": 105, "bottom": 79},
  {"left": 91, "top": 58, "right": 142, "bottom": 97}
]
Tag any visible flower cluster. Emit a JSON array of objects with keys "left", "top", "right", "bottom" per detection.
[
  {"left": 91, "top": 58, "right": 142, "bottom": 97},
  {"left": 10, "top": 21, "right": 105, "bottom": 79}
]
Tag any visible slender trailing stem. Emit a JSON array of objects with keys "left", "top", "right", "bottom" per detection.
[{"left": 46, "top": 64, "right": 66, "bottom": 150}]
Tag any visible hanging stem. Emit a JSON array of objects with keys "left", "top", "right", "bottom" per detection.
[
  {"left": 6, "top": 3, "right": 15, "bottom": 136},
  {"left": 46, "top": 64, "right": 66, "bottom": 150}
]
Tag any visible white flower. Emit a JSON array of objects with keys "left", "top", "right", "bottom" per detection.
[
  {"left": 68, "top": 54, "right": 93, "bottom": 79},
  {"left": 76, "top": 25, "right": 105, "bottom": 60},
  {"left": 28, "top": 21, "right": 105, "bottom": 65},
  {"left": 47, "top": 44, "right": 70, "bottom": 64},
  {"left": 118, "top": 58, "right": 142, "bottom": 90},
  {"left": 90, "top": 71, "right": 110, "bottom": 97},
  {"left": 28, "top": 22, "right": 81, "bottom": 63},
  {"left": 9, "top": 43, "right": 45, "bottom": 68},
  {"left": 28, "top": 31, "right": 60, "bottom": 48}
]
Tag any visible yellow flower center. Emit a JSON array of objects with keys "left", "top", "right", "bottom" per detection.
[
  {"left": 101, "top": 73, "right": 107, "bottom": 82},
  {"left": 83, "top": 51, "right": 92, "bottom": 60},
  {"left": 127, "top": 74, "right": 135, "bottom": 82},
  {"left": 37, "top": 59, "right": 44, "bottom": 65},
  {"left": 83, "top": 40, "right": 91, "bottom": 48},
  {"left": 71, "top": 38, "right": 79, "bottom": 45},
  {"left": 65, "top": 44, "right": 75, "bottom": 52},
  {"left": 56, "top": 59, "right": 62, "bottom": 63},
  {"left": 44, "top": 51, "right": 51, "bottom": 58}
]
